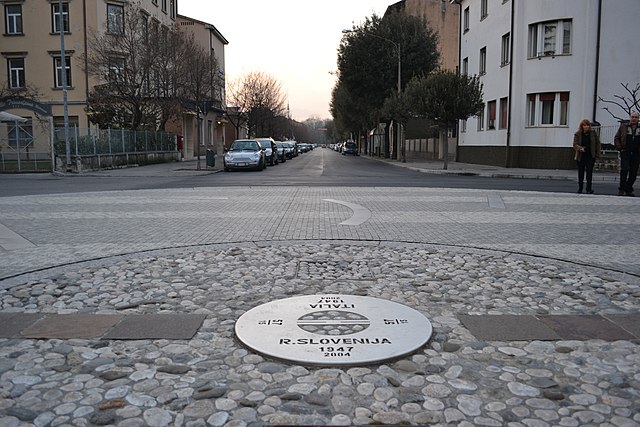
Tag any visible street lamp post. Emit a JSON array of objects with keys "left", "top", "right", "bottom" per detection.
[
  {"left": 341, "top": 30, "right": 404, "bottom": 162},
  {"left": 57, "top": 0, "right": 71, "bottom": 172},
  {"left": 58, "top": 0, "right": 71, "bottom": 172}
]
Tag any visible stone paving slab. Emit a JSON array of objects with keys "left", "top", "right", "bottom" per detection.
[
  {"left": 460, "top": 314, "right": 640, "bottom": 342},
  {"left": 605, "top": 313, "right": 640, "bottom": 337},
  {"left": 538, "top": 314, "right": 638, "bottom": 341},
  {"left": 458, "top": 314, "right": 561, "bottom": 341},
  {"left": 19, "top": 314, "right": 125, "bottom": 339},
  {"left": 0, "top": 312, "right": 43, "bottom": 338},
  {"left": 0, "top": 313, "right": 207, "bottom": 340},
  {"left": 102, "top": 313, "right": 207, "bottom": 340}
]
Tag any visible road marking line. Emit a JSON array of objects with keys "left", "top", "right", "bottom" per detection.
[
  {"left": 0, "top": 223, "right": 35, "bottom": 251},
  {"left": 324, "top": 199, "right": 372, "bottom": 226}
]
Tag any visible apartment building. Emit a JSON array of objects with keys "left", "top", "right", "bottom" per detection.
[
  {"left": 173, "top": 15, "right": 228, "bottom": 160},
  {"left": 1, "top": 0, "right": 177, "bottom": 136},
  {"left": 1, "top": 1, "right": 231, "bottom": 168},
  {"left": 389, "top": 0, "right": 459, "bottom": 71},
  {"left": 384, "top": 0, "right": 460, "bottom": 161},
  {"left": 456, "top": 0, "right": 640, "bottom": 169}
]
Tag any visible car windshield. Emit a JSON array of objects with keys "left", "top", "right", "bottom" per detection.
[
  {"left": 345, "top": 143, "right": 356, "bottom": 148},
  {"left": 230, "top": 141, "right": 259, "bottom": 151}
]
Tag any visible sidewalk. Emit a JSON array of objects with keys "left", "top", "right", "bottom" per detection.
[{"left": 365, "top": 155, "right": 619, "bottom": 183}]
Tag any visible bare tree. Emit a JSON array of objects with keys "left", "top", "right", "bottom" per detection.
[
  {"left": 0, "top": 83, "right": 41, "bottom": 105},
  {"left": 227, "top": 71, "right": 287, "bottom": 137},
  {"left": 599, "top": 83, "right": 640, "bottom": 122},
  {"left": 84, "top": 2, "right": 178, "bottom": 130},
  {"left": 176, "top": 33, "right": 219, "bottom": 169},
  {"left": 150, "top": 23, "right": 183, "bottom": 131},
  {"left": 225, "top": 77, "right": 251, "bottom": 140}
]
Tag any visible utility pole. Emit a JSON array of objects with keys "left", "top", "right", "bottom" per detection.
[{"left": 58, "top": 0, "right": 71, "bottom": 172}]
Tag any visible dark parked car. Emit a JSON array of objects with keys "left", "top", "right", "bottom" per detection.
[
  {"left": 275, "top": 141, "right": 287, "bottom": 163},
  {"left": 256, "top": 137, "right": 279, "bottom": 166},
  {"left": 223, "top": 139, "right": 266, "bottom": 171},
  {"left": 342, "top": 141, "right": 358, "bottom": 156},
  {"left": 282, "top": 141, "right": 297, "bottom": 158}
]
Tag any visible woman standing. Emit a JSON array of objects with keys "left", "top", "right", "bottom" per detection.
[{"left": 573, "top": 119, "right": 601, "bottom": 194}]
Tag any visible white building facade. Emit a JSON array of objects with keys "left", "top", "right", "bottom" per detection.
[{"left": 456, "top": 0, "right": 640, "bottom": 169}]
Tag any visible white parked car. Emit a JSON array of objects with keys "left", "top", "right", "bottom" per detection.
[{"left": 223, "top": 139, "right": 266, "bottom": 171}]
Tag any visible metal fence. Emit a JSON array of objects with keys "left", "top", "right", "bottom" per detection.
[
  {"left": 0, "top": 124, "right": 177, "bottom": 173},
  {"left": 0, "top": 121, "right": 52, "bottom": 173},
  {"left": 53, "top": 127, "right": 176, "bottom": 157},
  {"left": 593, "top": 125, "right": 618, "bottom": 147}
]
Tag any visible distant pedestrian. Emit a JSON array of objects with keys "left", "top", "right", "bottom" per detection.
[
  {"left": 573, "top": 119, "right": 601, "bottom": 194},
  {"left": 614, "top": 111, "right": 640, "bottom": 196}
]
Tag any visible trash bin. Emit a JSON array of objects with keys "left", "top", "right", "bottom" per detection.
[{"left": 206, "top": 149, "right": 215, "bottom": 167}]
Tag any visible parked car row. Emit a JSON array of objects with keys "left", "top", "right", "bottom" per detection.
[
  {"left": 330, "top": 141, "right": 358, "bottom": 156},
  {"left": 223, "top": 138, "right": 308, "bottom": 172}
]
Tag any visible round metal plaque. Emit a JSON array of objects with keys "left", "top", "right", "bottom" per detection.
[{"left": 235, "top": 294, "right": 433, "bottom": 366}]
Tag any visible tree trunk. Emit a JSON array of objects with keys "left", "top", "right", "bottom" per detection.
[{"left": 441, "top": 128, "right": 448, "bottom": 170}]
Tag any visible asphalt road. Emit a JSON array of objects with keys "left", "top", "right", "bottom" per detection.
[{"left": 0, "top": 148, "right": 621, "bottom": 197}]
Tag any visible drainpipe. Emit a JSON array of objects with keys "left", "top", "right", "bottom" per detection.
[
  {"left": 454, "top": 0, "right": 462, "bottom": 162},
  {"left": 83, "top": 0, "right": 88, "bottom": 99},
  {"left": 592, "top": 0, "right": 602, "bottom": 123},
  {"left": 505, "top": 0, "right": 515, "bottom": 168}
]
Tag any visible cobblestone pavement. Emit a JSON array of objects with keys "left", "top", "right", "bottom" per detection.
[{"left": 0, "top": 186, "right": 639, "bottom": 426}]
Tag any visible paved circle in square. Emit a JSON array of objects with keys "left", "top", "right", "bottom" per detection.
[{"left": 235, "top": 294, "right": 433, "bottom": 366}]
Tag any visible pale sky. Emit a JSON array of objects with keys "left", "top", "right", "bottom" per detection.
[{"left": 178, "top": 0, "right": 394, "bottom": 121}]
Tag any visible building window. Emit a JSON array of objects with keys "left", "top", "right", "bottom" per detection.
[
  {"left": 108, "top": 57, "right": 125, "bottom": 82},
  {"left": 527, "top": 92, "right": 570, "bottom": 126},
  {"left": 8, "top": 121, "right": 33, "bottom": 148},
  {"left": 528, "top": 19, "right": 572, "bottom": 58},
  {"left": 53, "top": 115, "right": 79, "bottom": 128},
  {"left": 499, "top": 97, "right": 508, "bottom": 129},
  {"left": 540, "top": 93, "right": 555, "bottom": 125},
  {"left": 487, "top": 100, "right": 496, "bottom": 130},
  {"left": 169, "top": 0, "right": 175, "bottom": 19},
  {"left": 461, "top": 119, "right": 467, "bottom": 133},
  {"left": 52, "top": 3, "right": 70, "bottom": 34},
  {"left": 107, "top": 3, "right": 124, "bottom": 34},
  {"left": 527, "top": 94, "right": 536, "bottom": 126},
  {"left": 5, "top": 4, "right": 23, "bottom": 35},
  {"left": 8, "top": 58, "right": 25, "bottom": 88},
  {"left": 477, "top": 105, "right": 485, "bottom": 131},
  {"left": 463, "top": 7, "right": 469, "bottom": 32},
  {"left": 559, "top": 92, "right": 569, "bottom": 125},
  {"left": 54, "top": 56, "right": 72, "bottom": 88},
  {"left": 152, "top": 0, "right": 157, "bottom": 5},
  {"left": 480, "top": 0, "right": 488, "bottom": 20},
  {"left": 479, "top": 47, "right": 486, "bottom": 75},
  {"left": 462, "top": 57, "right": 468, "bottom": 75},
  {"left": 161, "top": 0, "right": 167, "bottom": 13},
  {"left": 562, "top": 20, "right": 572, "bottom": 54},
  {"left": 501, "top": 33, "right": 510, "bottom": 66},
  {"left": 140, "top": 12, "right": 148, "bottom": 39}
]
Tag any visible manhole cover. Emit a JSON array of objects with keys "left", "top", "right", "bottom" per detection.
[{"left": 235, "top": 295, "right": 433, "bottom": 365}]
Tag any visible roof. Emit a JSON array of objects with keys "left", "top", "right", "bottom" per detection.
[
  {"left": 177, "top": 14, "right": 229, "bottom": 45},
  {"left": 0, "top": 111, "right": 28, "bottom": 122}
]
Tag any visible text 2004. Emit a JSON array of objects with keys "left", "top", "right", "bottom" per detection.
[{"left": 320, "top": 346, "right": 353, "bottom": 357}]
